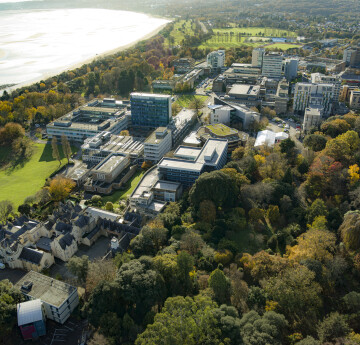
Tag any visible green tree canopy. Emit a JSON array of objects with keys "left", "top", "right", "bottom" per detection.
[{"left": 189, "top": 171, "right": 238, "bottom": 209}]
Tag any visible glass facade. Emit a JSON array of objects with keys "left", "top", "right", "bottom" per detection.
[{"left": 131, "top": 94, "right": 171, "bottom": 128}]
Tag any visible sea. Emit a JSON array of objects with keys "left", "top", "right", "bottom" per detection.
[{"left": 0, "top": 0, "right": 169, "bottom": 89}]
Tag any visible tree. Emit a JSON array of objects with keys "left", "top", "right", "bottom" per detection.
[
  {"left": 258, "top": 153, "right": 287, "bottom": 180},
  {"left": 61, "top": 134, "right": 72, "bottom": 164},
  {"left": 0, "top": 122, "right": 25, "bottom": 146},
  {"left": 317, "top": 312, "right": 351, "bottom": 343},
  {"left": 189, "top": 171, "right": 238, "bottom": 209},
  {"left": 18, "top": 203, "right": 31, "bottom": 216},
  {"left": 321, "top": 118, "right": 351, "bottom": 137},
  {"left": 198, "top": 199, "right": 216, "bottom": 223},
  {"left": 239, "top": 310, "right": 288, "bottom": 345},
  {"left": 176, "top": 251, "right": 195, "bottom": 296},
  {"left": 190, "top": 97, "right": 204, "bottom": 116},
  {"left": 130, "top": 225, "right": 168, "bottom": 257},
  {"left": 116, "top": 258, "right": 166, "bottom": 318},
  {"left": 66, "top": 255, "right": 89, "bottom": 284},
  {"left": 135, "top": 295, "right": 222, "bottom": 345},
  {"left": 287, "top": 226, "right": 336, "bottom": 263},
  {"left": 303, "top": 134, "right": 327, "bottom": 152},
  {"left": 0, "top": 280, "right": 25, "bottom": 341},
  {"left": 0, "top": 200, "right": 13, "bottom": 223},
  {"left": 120, "top": 130, "right": 130, "bottom": 136},
  {"left": 339, "top": 211, "right": 360, "bottom": 251},
  {"left": 12, "top": 136, "right": 33, "bottom": 160},
  {"left": 349, "top": 164, "right": 360, "bottom": 185},
  {"left": 105, "top": 201, "right": 114, "bottom": 211},
  {"left": 307, "top": 198, "right": 328, "bottom": 224},
  {"left": 295, "top": 336, "right": 320, "bottom": 345},
  {"left": 51, "top": 136, "right": 61, "bottom": 166},
  {"left": 48, "top": 176, "right": 76, "bottom": 201},
  {"left": 85, "top": 259, "right": 117, "bottom": 295},
  {"left": 280, "top": 137, "right": 295, "bottom": 154},
  {"left": 261, "top": 265, "right": 322, "bottom": 332},
  {"left": 231, "top": 146, "right": 245, "bottom": 160},
  {"left": 208, "top": 268, "right": 231, "bottom": 305}
]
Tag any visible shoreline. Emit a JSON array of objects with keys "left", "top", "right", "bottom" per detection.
[{"left": 1, "top": 19, "right": 170, "bottom": 94}]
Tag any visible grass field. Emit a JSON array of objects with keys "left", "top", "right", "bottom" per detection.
[
  {"left": 169, "top": 20, "right": 197, "bottom": 46},
  {"left": 101, "top": 170, "right": 144, "bottom": 204},
  {"left": 198, "top": 27, "right": 298, "bottom": 50},
  {"left": 0, "top": 143, "right": 74, "bottom": 208},
  {"left": 175, "top": 95, "right": 208, "bottom": 108},
  {"left": 264, "top": 43, "right": 303, "bottom": 50}
]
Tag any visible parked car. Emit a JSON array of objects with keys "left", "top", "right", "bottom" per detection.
[
  {"left": 278, "top": 124, "right": 283, "bottom": 127},
  {"left": 0, "top": 263, "right": 5, "bottom": 270},
  {"left": 285, "top": 124, "right": 290, "bottom": 129}
]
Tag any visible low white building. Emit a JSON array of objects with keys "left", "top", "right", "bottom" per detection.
[
  {"left": 144, "top": 127, "right": 172, "bottom": 163},
  {"left": 15, "top": 271, "right": 79, "bottom": 324},
  {"left": 254, "top": 130, "right": 289, "bottom": 147}
]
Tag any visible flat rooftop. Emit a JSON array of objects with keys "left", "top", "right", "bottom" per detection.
[
  {"left": 305, "top": 107, "right": 323, "bottom": 116},
  {"left": 15, "top": 271, "right": 77, "bottom": 308},
  {"left": 145, "top": 127, "right": 169, "bottom": 145},
  {"left": 174, "top": 146, "right": 201, "bottom": 160},
  {"left": 159, "top": 138, "right": 228, "bottom": 172},
  {"left": 131, "top": 92, "right": 171, "bottom": 100},
  {"left": 82, "top": 134, "right": 144, "bottom": 157},
  {"left": 131, "top": 167, "right": 160, "bottom": 199},
  {"left": 94, "top": 154, "right": 127, "bottom": 174},
  {"left": 228, "top": 84, "right": 260, "bottom": 96},
  {"left": 153, "top": 180, "right": 181, "bottom": 192}
]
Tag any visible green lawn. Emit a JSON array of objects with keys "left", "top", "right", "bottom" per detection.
[
  {"left": 198, "top": 27, "right": 297, "bottom": 50},
  {"left": 264, "top": 43, "right": 303, "bottom": 50},
  {"left": 175, "top": 95, "right": 208, "bottom": 108},
  {"left": 102, "top": 170, "right": 144, "bottom": 204},
  {"left": 169, "top": 20, "right": 197, "bottom": 46},
  {"left": 0, "top": 143, "right": 75, "bottom": 208}
]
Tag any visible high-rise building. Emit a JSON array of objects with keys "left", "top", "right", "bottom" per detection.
[
  {"left": 293, "top": 82, "right": 334, "bottom": 116},
  {"left": 343, "top": 47, "right": 360, "bottom": 67},
  {"left": 130, "top": 93, "right": 172, "bottom": 128},
  {"left": 262, "top": 52, "right": 283, "bottom": 79},
  {"left": 252, "top": 48, "right": 265, "bottom": 68},
  {"left": 283, "top": 58, "right": 299, "bottom": 81},
  {"left": 207, "top": 50, "right": 225, "bottom": 69}
]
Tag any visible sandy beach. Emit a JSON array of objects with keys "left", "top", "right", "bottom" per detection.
[{"left": 0, "top": 8, "right": 170, "bottom": 93}]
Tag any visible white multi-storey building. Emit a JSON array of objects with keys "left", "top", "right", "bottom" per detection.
[
  {"left": 252, "top": 48, "right": 265, "bottom": 68},
  {"left": 207, "top": 50, "right": 225, "bottom": 69},
  {"left": 144, "top": 127, "right": 172, "bottom": 163},
  {"left": 293, "top": 82, "right": 334, "bottom": 116},
  {"left": 262, "top": 52, "right": 283, "bottom": 79},
  {"left": 311, "top": 73, "right": 341, "bottom": 102}
]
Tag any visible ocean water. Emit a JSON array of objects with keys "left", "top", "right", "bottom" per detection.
[{"left": 0, "top": 8, "right": 169, "bottom": 87}]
